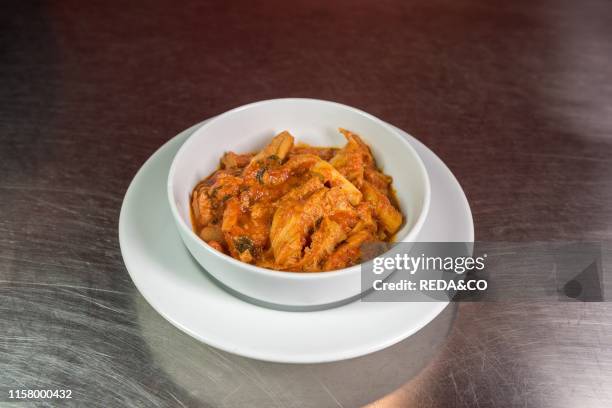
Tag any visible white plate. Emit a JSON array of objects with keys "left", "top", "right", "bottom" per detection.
[{"left": 119, "top": 121, "right": 474, "bottom": 363}]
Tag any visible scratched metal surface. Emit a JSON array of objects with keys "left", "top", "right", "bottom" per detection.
[{"left": 1, "top": 0, "right": 612, "bottom": 407}]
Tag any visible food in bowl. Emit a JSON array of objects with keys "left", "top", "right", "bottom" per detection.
[
  {"left": 169, "top": 98, "right": 429, "bottom": 306},
  {"left": 190, "top": 128, "right": 404, "bottom": 272}
]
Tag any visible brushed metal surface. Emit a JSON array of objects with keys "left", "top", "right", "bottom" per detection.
[{"left": 1, "top": 0, "right": 612, "bottom": 406}]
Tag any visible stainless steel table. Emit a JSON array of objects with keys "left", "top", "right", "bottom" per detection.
[{"left": 2, "top": 1, "right": 612, "bottom": 406}]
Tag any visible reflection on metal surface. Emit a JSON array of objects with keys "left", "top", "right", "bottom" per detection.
[
  {"left": 3, "top": 0, "right": 612, "bottom": 406},
  {"left": 135, "top": 295, "right": 456, "bottom": 407}
]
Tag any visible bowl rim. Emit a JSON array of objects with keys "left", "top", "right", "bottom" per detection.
[{"left": 167, "top": 98, "right": 431, "bottom": 280}]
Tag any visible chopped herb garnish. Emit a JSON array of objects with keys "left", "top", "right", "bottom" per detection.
[
  {"left": 222, "top": 194, "right": 231, "bottom": 202},
  {"left": 255, "top": 167, "right": 267, "bottom": 184},
  {"left": 234, "top": 236, "right": 254, "bottom": 253},
  {"left": 267, "top": 154, "right": 279, "bottom": 162},
  {"left": 209, "top": 186, "right": 221, "bottom": 198}
]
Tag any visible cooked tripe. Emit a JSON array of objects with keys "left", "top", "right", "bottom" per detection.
[{"left": 190, "top": 129, "right": 403, "bottom": 272}]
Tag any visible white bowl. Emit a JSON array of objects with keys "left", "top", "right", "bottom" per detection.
[{"left": 167, "top": 98, "right": 430, "bottom": 307}]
